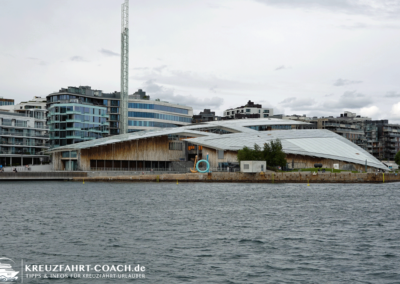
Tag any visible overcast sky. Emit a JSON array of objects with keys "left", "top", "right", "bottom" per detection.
[{"left": 1, "top": 0, "right": 400, "bottom": 120}]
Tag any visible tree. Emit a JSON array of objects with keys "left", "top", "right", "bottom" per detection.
[
  {"left": 262, "top": 139, "right": 287, "bottom": 168},
  {"left": 237, "top": 139, "right": 287, "bottom": 168},
  {"left": 395, "top": 151, "right": 400, "bottom": 165}
]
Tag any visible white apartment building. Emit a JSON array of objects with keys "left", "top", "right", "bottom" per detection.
[{"left": 223, "top": 100, "right": 273, "bottom": 119}]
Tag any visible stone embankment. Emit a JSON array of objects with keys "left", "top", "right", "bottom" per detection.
[
  {"left": 75, "top": 172, "right": 398, "bottom": 183},
  {"left": 0, "top": 171, "right": 397, "bottom": 183}
]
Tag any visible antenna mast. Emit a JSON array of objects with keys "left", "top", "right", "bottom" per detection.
[{"left": 120, "top": 0, "right": 129, "bottom": 134}]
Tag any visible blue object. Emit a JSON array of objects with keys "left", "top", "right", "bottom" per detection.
[{"left": 196, "top": 160, "right": 210, "bottom": 173}]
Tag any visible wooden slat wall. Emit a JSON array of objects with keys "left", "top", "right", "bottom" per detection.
[
  {"left": 202, "top": 147, "right": 238, "bottom": 168},
  {"left": 79, "top": 136, "right": 185, "bottom": 170}
]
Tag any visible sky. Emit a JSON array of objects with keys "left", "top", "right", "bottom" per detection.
[{"left": 1, "top": 0, "right": 400, "bottom": 121}]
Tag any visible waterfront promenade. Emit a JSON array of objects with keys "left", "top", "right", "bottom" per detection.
[{"left": 0, "top": 171, "right": 397, "bottom": 183}]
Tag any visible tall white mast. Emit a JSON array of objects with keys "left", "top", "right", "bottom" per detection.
[{"left": 120, "top": 0, "right": 129, "bottom": 134}]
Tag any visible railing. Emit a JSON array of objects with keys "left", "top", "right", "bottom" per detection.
[
  {"left": 334, "top": 128, "right": 364, "bottom": 134},
  {"left": 0, "top": 131, "right": 49, "bottom": 138},
  {"left": 88, "top": 167, "right": 240, "bottom": 173},
  {"left": 0, "top": 150, "right": 42, "bottom": 155},
  {"left": 0, "top": 141, "right": 49, "bottom": 147}
]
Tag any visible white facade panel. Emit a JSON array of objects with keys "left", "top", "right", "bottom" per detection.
[{"left": 240, "top": 161, "right": 266, "bottom": 172}]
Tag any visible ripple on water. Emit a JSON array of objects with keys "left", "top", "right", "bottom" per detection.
[{"left": 0, "top": 181, "right": 400, "bottom": 283}]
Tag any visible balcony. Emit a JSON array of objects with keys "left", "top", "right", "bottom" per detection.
[
  {"left": 0, "top": 131, "right": 49, "bottom": 138},
  {"left": 334, "top": 128, "right": 364, "bottom": 134},
  {"left": 0, "top": 149, "right": 42, "bottom": 155},
  {"left": 0, "top": 140, "right": 49, "bottom": 147}
]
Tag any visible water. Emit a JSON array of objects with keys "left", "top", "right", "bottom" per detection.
[{"left": 0, "top": 181, "right": 400, "bottom": 283}]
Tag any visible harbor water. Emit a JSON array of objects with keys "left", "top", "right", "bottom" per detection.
[{"left": 0, "top": 181, "right": 399, "bottom": 283}]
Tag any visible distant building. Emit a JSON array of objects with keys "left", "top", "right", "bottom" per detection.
[
  {"left": 0, "top": 97, "right": 14, "bottom": 106},
  {"left": 223, "top": 101, "right": 273, "bottom": 120},
  {"left": 0, "top": 110, "right": 49, "bottom": 167},
  {"left": 192, "top": 109, "right": 221, "bottom": 123},
  {"left": 46, "top": 86, "right": 115, "bottom": 148},
  {"left": 365, "top": 120, "right": 400, "bottom": 161},
  {"left": 0, "top": 96, "right": 49, "bottom": 166},
  {"left": 275, "top": 111, "right": 400, "bottom": 161}
]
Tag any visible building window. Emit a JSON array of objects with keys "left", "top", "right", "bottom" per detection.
[
  {"left": 244, "top": 164, "right": 249, "bottom": 170},
  {"left": 263, "top": 110, "right": 269, "bottom": 113},
  {"left": 169, "top": 142, "right": 182, "bottom": 150},
  {"left": 264, "top": 114, "right": 269, "bottom": 118},
  {"left": 246, "top": 109, "right": 250, "bottom": 113},
  {"left": 218, "top": 150, "right": 224, "bottom": 159},
  {"left": 128, "top": 112, "right": 191, "bottom": 123},
  {"left": 128, "top": 103, "right": 189, "bottom": 114}
]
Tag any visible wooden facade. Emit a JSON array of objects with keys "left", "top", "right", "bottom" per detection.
[
  {"left": 53, "top": 136, "right": 187, "bottom": 171},
  {"left": 202, "top": 147, "right": 238, "bottom": 168}
]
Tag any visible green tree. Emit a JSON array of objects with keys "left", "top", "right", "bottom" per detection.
[
  {"left": 237, "top": 139, "right": 287, "bottom": 168},
  {"left": 395, "top": 150, "right": 400, "bottom": 165},
  {"left": 262, "top": 139, "right": 287, "bottom": 168}
]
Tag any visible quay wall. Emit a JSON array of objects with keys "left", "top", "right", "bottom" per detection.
[{"left": 77, "top": 172, "right": 398, "bottom": 183}]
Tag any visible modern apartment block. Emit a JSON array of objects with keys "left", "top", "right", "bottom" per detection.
[
  {"left": 46, "top": 86, "right": 116, "bottom": 148},
  {"left": 0, "top": 111, "right": 49, "bottom": 166},
  {"left": 223, "top": 101, "right": 273, "bottom": 119},
  {"left": 0, "top": 96, "right": 49, "bottom": 166},
  {"left": 46, "top": 86, "right": 193, "bottom": 148},
  {"left": 364, "top": 120, "right": 400, "bottom": 161}
]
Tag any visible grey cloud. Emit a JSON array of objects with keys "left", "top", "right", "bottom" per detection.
[
  {"left": 340, "top": 23, "right": 400, "bottom": 30},
  {"left": 254, "top": 0, "right": 400, "bottom": 17},
  {"left": 143, "top": 80, "right": 224, "bottom": 111},
  {"left": 70, "top": 56, "right": 88, "bottom": 62},
  {"left": 26, "top": 57, "right": 47, "bottom": 66},
  {"left": 333, "top": 78, "right": 363, "bottom": 86},
  {"left": 280, "top": 97, "right": 317, "bottom": 109},
  {"left": 258, "top": 100, "right": 285, "bottom": 115},
  {"left": 384, "top": 91, "right": 400, "bottom": 98},
  {"left": 132, "top": 67, "right": 149, "bottom": 70},
  {"left": 323, "top": 91, "right": 371, "bottom": 109},
  {"left": 153, "top": 65, "right": 167, "bottom": 72},
  {"left": 275, "top": 65, "right": 290, "bottom": 71},
  {"left": 99, "top": 49, "right": 119, "bottom": 57},
  {"left": 132, "top": 68, "right": 251, "bottom": 91},
  {"left": 209, "top": 85, "right": 218, "bottom": 93}
]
